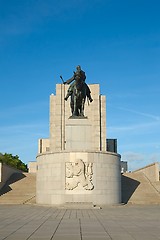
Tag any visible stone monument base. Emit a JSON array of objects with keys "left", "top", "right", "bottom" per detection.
[{"left": 36, "top": 151, "right": 121, "bottom": 206}]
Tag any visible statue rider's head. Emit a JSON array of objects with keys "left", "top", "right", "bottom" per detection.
[{"left": 76, "top": 65, "right": 81, "bottom": 71}]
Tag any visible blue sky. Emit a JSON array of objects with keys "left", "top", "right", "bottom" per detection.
[{"left": 0, "top": 0, "right": 160, "bottom": 171}]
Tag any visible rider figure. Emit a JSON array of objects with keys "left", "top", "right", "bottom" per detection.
[{"left": 64, "top": 65, "right": 93, "bottom": 102}]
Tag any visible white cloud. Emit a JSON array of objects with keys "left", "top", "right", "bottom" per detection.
[
  {"left": 108, "top": 120, "right": 160, "bottom": 133},
  {"left": 0, "top": 0, "right": 95, "bottom": 36},
  {"left": 0, "top": 100, "right": 49, "bottom": 164},
  {"left": 122, "top": 152, "right": 144, "bottom": 162},
  {"left": 150, "top": 153, "right": 160, "bottom": 163},
  {"left": 116, "top": 106, "right": 160, "bottom": 121},
  {"left": 122, "top": 151, "right": 160, "bottom": 171},
  {"left": 0, "top": 122, "right": 47, "bottom": 134},
  {"left": 1, "top": 101, "right": 48, "bottom": 119},
  {"left": 0, "top": 121, "right": 48, "bottom": 164}
]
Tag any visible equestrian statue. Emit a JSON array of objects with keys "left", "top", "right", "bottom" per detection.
[{"left": 61, "top": 65, "right": 93, "bottom": 117}]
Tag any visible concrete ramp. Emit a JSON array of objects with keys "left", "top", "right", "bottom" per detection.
[
  {"left": 122, "top": 172, "right": 160, "bottom": 204},
  {"left": 0, "top": 173, "right": 36, "bottom": 204}
]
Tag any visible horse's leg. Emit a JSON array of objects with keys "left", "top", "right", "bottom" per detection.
[
  {"left": 80, "top": 97, "right": 85, "bottom": 116},
  {"left": 72, "top": 95, "right": 77, "bottom": 116},
  {"left": 70, "top": 101, "right": 74, "bottom": 115},
  {"left": 70, "top": 93, "right": 74, "bottom": 115},
  {"left": 77, "top": 92, "right": 81, "bottom": 116},
  {"left": 80, "top": 88, "right": 86, "bottom": 116}
]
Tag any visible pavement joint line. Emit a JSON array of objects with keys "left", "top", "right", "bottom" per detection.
[
  {"left": 50, "top": 209, "right": 67, "bottom": 240},
  {"left": 1, "top": 217, "right": 35, "bottom": 240},
  {"left": 1, "top": 206, "right": 54, "bottom": 240},
  {"left": 99, "top": 214, "right": 137, "bottom": 240},
  {"left": 26, "top": 209, "right": 59, "bottom": 240},
  {"left": 91, "top": 209, "right": 113, "bottom": 240},
  {"left": 1, "top": 205, "right": 160, "bottom": 240},
  {"left": 79, "top": 218, "right": 82, "bottom": 240}
]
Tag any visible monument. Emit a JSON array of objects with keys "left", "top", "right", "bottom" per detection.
[{"left": 36, "top": 66, "right": 121, "bottom": 206}]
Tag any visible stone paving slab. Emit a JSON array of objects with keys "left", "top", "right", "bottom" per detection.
[{"left": 0, "top": 204, "right": 160, "bottom": 240}]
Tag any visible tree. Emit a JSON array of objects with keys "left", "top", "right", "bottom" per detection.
[{"left": 0, "top": 153, "right": 28, "bottom": 172}]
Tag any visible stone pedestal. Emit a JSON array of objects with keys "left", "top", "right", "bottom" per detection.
[
  {"left": 36, "top": 151, "right": 121, "bottom": 206},
  {"left": 65, "top": 118, "right": 92, "bottom": 151},
  {"left": 36, "top": 84, "right": 121, "bottom": 206}
]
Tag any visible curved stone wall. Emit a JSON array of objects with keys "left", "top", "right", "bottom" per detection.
[{"left": 36, "top": 151, "right": 121, "bottom": 206}]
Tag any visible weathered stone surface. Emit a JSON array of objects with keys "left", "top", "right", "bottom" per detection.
[{"left": 36, "top": 83, "right": 121, "bottom": 206}]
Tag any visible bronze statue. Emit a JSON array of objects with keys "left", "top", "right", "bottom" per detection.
[{"left": 62, "top": 66, "right": 93, "bottom": 117}]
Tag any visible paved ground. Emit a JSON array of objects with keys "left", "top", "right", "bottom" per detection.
[{"left": 0, "top": 204, "right": 160, "bottom": 240}]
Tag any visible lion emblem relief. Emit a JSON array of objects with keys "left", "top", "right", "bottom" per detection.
[{"left": 65, "top": 159, "right": 94, "bottom": 190}]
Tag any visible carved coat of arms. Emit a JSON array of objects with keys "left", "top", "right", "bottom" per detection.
[{"left": 65, "top": 159, "right": 94, "bottom": 190}]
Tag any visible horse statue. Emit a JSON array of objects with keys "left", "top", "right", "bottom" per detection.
[
  {"left": 70, "top": 77, "right": 86, "bottom": 117},
  {"left": 61, "top": 65, "right": 93, "bottom": 117}
]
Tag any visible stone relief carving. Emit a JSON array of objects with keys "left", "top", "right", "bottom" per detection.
[{"left": 65, "top": 159, "right": 94, "bottom": 190}]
